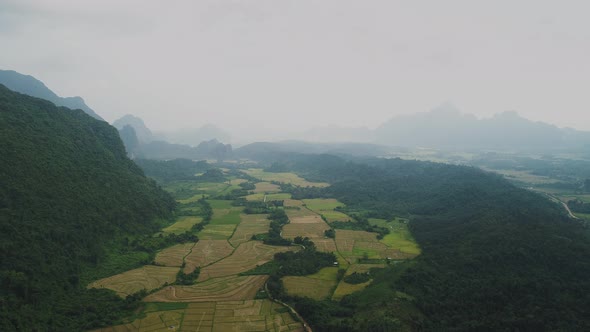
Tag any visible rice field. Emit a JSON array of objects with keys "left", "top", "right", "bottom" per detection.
[
  {"left": 198, "top": 241, "right": 298, "bottom": 282},
  {"left": 313, "top": 238, "right": 338, "bottom": 253},
  {"left": 282, "top": 268, "right": 340, "bottom": 300},
  {"left": 284, "top": 205, "right": 319, "bottom": 218},
  {"left": 161, "top": 216, "right": 202, "bottom": 234},
  {"left": 198, "top": 203, "right": 243, "bottom": 240},
  {"left": 244, "top": 169, "right": 329, "bottom": 187},
  {"left": 154, "top": 243, "right": 196, "bottom": 267},
  {"left": 229, "top": 214, "right": 270, "bottom": 247},
  {"left": 302, "top": 198, "right": 352, "bottom": 222},
  {"left": 144, "top": 275, "right": 268, "bottom": 303},
  {"left": 282, "top": 221, "right": 330, "bottom": 240},
  {"left": 245, "top": 192, "right": 292, "bottom": 201},
  {"left": 93, "top": 300, "right": 303, "bottom": 332},
  {"left": 184, "top": 240, "right": 235, "bottom": 274},
  {"left": 88, "top": 265, "right": 179, "bottom": 297},
  {"left": 253, "top": 182, "right": 281, "bottom": 193}
]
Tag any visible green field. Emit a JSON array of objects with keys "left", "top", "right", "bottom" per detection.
[
  {"left": 369, "top": 218, "right": 421, "bottom": 255},
  {"left": 161, "top": 216, "right": 203, "bottom": 234},
  {"left": 244, "top": 169, "right": 329, "bottom": 187},
  {"left": 166, "top": 181, "right": 242, "bottom": 202},
  {"left": 245, "top": 193, "right": 292, "bottom": 201},
  {"left": 303, "top": 198, "right": 351, "bottom": 222},
  {"left": 481, "top": 168, "right": 560, "bottom": 185}
]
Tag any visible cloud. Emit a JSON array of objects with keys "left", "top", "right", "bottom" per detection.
[{"left": 2, "top": 0, "right": 590, "bottom": 133}]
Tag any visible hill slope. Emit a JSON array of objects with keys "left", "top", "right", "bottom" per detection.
[
  {"left": 0, "top": 84, "right": 175, "bottom": 330},
  {"left": 0, "top": 69, "right": 104, "bottom": 121},
  {"left": 271, "top": 155, "right": 590, "bottom": 331}
]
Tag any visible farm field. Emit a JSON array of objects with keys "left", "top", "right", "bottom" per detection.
[
  {"left": 284, "top": 205, "right": 320, "bottom": 219},
  {"left": 245, "top": 192, "right": 292, "bottom": 201},
  {"left": 161, "top": 216, "right": 202, "bottom": 234},
  {"left": 283, "top": 199, "right": 304, "bottom": 207},
  {"left": 198, "top": 201, "right": 242, "bottom": 240},
  {"left": 313, "top": 238, "right": 338, "bottom": 253},
  {"left": 282, "top": 220, "right": 330, "bottom": 240},
  {"left": 369, "top": 218, "right": 421, "bottom": 256},
  {"left": 93, "top": 300, "right": 303, "bottom": 332},
  {"left": 155, "top": 243, "right": 196, "bottom": 267},
  {"left": 144, "top": 275, "right": 268, "bottom": 302},
  {"left": 229, "top": 214, "right": 270, "bottom": 247},
  {"left": 169, "top": 182, "right": 240, "bottom": 202},
  {"left": 481, "top": 168, "right": 560, "bottom": 185},
  {"left": 332, "top": 264, "right": 386, "bottom": 300},
  {"left": 88, "top": 265, "right": 179, "bottom": 297},
  {"left": 198, "top": 241, "right": 298, "bottom": 281},
  {"left": 283, "top": 267, "right": 339, "bottom": 300},
  {"left": 244, "top": 169, "right": 329, "bottom": 187},
  {"left": 94, "top": 165, "right": 422, "bottom": 332},
  {"left": 184, "top": 240, "right": 235, "bottom": 273},
  {"left": 253, "top": 181, "right": 281, "bottom": 193},
  {"left": 302, "top": 198, "right": 352, "bottom": 222}
]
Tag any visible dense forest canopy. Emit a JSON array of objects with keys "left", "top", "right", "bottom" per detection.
[
  {"left": 256, "top": 154, "right": 590, "bottom": 331},
  {"left": 0, "top": 85, "right": 176, "bottom": 330}
]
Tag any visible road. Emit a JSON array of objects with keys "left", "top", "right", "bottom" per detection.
[{"left": 536, "top": 191, "right": 579, "bottom": 220}]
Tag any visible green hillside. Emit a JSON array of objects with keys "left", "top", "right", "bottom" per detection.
[
  {"left": 0, "top": 84, "right": 175, "bottom": 330},
  {"left": 270, "top": 155, "right": 590, "bottom": 331}
]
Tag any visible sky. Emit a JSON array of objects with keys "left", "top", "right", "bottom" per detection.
[{"left": 2, "top": 0, "right": 590, "bottom": 134}]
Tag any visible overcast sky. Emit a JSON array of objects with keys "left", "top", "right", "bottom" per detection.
[{"left": 2, "top": 0, "right": 590, "bottom": 133}]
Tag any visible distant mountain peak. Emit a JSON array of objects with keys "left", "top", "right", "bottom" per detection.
[
  {"left": 430, "top": 102, "right": 461, "bottom": 115},
  {"left": 0, "top": 69, "right": 104, "bottom": 121},
  {"left": 113, "top": 114, "right": 153, "bottom": 143}
]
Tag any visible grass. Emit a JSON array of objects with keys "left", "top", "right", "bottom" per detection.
[
  {"left": 369, "top": 218, "right": 421, "bottom": 255},
  {"left": 208, "top": 199, "right": 234, "bottom": 209},
  {"left": 307, "top": 267, "right": 340, "bottom": 281},
  {"left": 161, "top": 216, "right": 203, "bottom": 234},
  {"left": 244, "top": 169, "right": 329, "bottom": 187}
]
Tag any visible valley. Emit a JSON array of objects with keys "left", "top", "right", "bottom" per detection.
[{"left": 90, "top": 167, "right": 420, "bottom": 331}]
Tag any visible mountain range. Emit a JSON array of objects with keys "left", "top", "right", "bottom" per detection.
[{"left": 0, "top": 70, "right": 103, "bottom": 121}]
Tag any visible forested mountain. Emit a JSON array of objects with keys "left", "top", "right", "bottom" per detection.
[
  {"left": 375, "top": 104, "right": 590, "bottom": 150},
  {"left": 0, "top": 70, "right": 103, "bottom": 121},
  {"left": 270, "top": 155, "right": 590, "bottom": 331},
  {"left": 0, "top": 85, "right": 176, "bottom": 330}
]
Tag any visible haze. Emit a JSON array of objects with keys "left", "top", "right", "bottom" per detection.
[{"left": 2, "top": 0, "right": 590, "bottom": 135}]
